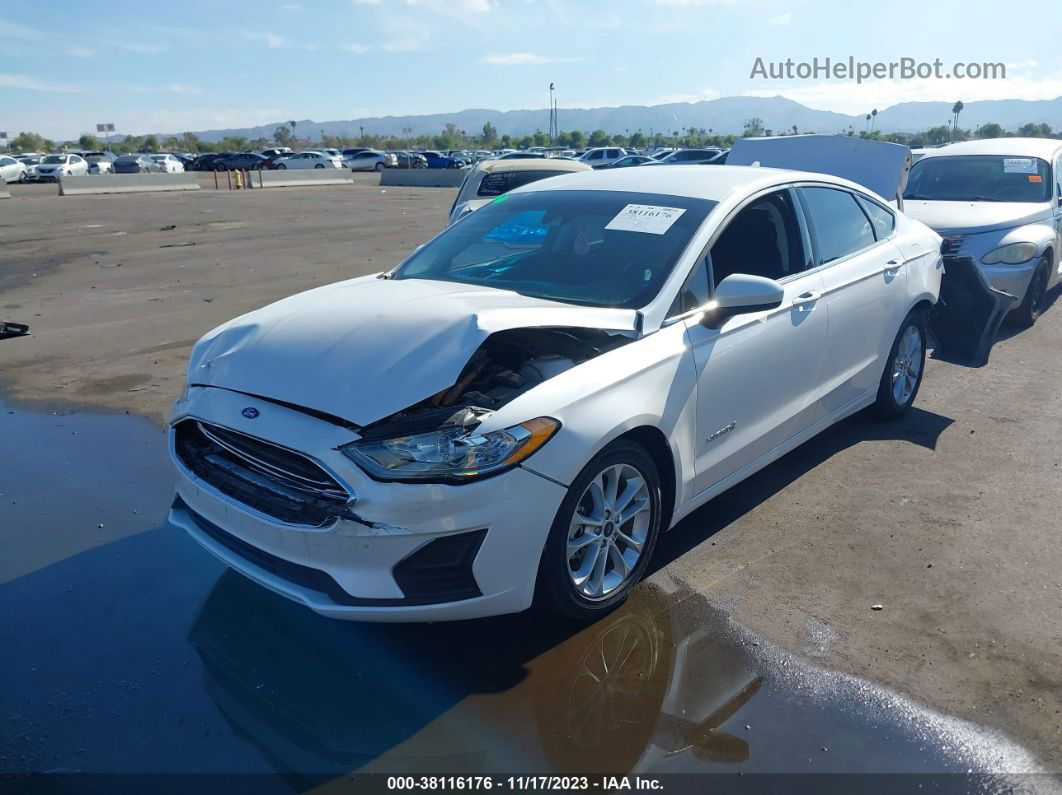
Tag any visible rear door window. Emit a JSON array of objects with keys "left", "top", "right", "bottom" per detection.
[
  {"left": 800, "top": 187, "right": 877, "bottom": 265},
  {"left": 856, "top": 196, "right": 896, "bottom": 240}
]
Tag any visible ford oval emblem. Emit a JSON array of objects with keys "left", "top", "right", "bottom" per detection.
[{"left": 241, "top": 407, "right": 260, "bottom": 419}]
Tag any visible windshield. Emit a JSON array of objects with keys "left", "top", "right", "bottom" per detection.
[
  {"left": 150, "top": 156, "right": 166, "bottom": 161},
  {"left": 905, "top": 155, "right": 1052, "bottom": 203},
  {"left": 394, "top": 189, "right": 716, "bottom": 308},
  {"left": 42, "top": 155, "right": 65, "bottom": 164}
]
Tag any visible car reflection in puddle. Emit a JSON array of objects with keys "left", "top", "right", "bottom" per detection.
[
  {"left": 190, "top": 573, "right": 1043, "bottom": 787},
  {"left": 0, "top": 403, "right": 1045, "bottom": 791}
]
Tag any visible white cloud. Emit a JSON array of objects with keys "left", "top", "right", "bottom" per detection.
[
  {"left": 745, "top": 74, "right": 1062, "bottom": 115},
  {"left": 342, "top": 42, "right": 372, "bottom": 53},
  {"left": 68, "top": 46, "right": 95, "bottom": 57},
  {"left": 0, "top": 18, "right": 45, "bottom": 41},
  {"left": 654, "top": 86, "right": 722, "bottom": 104},
  {"left": 480, "top": 52, "right": 581, "bottom": 65},
  {"left": 121, "top": 42, "right": 169, "bottom": 54},
  {"left": 768, "top": 11, "right": 791, "bottom": 26},
  {"left": 652, "top": 0, "right": 735, "bottom": 5},
  {"left": 0, "top": 73, "right": 73, "bottom": 92},
  {"left": 246, "top": 31, "right": 287, "bottom": 48}
]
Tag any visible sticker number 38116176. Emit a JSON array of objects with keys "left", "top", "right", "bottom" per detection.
[{"left": 605, "top": 204, "right": 687, "bottom": 235}]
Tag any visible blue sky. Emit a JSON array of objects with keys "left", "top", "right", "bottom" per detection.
[{"left": 2, "top": 0, "right": 1060, "bottom": 140}]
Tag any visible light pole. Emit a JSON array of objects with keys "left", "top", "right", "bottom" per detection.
[{"left": 548, "top": 83, "right": 557, "bottom": 145}]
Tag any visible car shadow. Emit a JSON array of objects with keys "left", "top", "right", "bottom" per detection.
[{"left": 649, "top": 406, "right": 954, "bottom": 574}]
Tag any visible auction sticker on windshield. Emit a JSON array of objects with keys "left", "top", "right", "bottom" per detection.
[
  {"left": 605, "top": 204, "right": 687, "bottom": 235},
  {"left": 1003, "top": 158, "right": 1037, "bottom": 174}
]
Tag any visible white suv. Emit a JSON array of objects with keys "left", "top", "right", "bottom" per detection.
[{"left": 579, "top": 147, "right": 630, "bottom": 169}]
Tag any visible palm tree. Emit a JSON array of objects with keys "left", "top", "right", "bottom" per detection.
[
  {"left": 870, "top": 108, "right": 878, "bottom": 133},
  {"left": 865, "top": 113, "right": 872, "bottom": 133},
  {"left": 951, "top": 101, "right": 964, "bottom": 140}
]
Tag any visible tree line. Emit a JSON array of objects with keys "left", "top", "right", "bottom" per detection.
[{"left": 4, "top": 118, "right": 1059, "bottom": 156}]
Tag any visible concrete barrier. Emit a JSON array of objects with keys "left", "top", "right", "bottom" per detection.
[
  {"left": 254, "top": 169, "right": 354, "bottom": 188},
  {"left": 379, "top": 169, "right": 467, "bottom": 188},
  {"left": 59, "top": 173, "right": 200, "bottom": 196},
  {"left": 0, "top": 179, "right": 9, "bottom": 200}
]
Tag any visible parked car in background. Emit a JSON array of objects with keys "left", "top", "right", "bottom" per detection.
[
  {"left": 82, "top": 152, "right": 114, "bottom": 174},
  {"left": 189, "top": 153, "right": 226, "bottom": 171},
  {"left": 340, "top": 147, "right": 371, "bottom": 159},
  {"left": 32, "top": 153, "right": 89, "bottom": 180},
  {"left": 17, "top": 155, "right": 42, "bottom": 180},
  {"left": 578, "top": 147, "right": 630, "bottom": 168},
  {"left": 272, "top": 151, "right": 344, "bottom": 169},
  {"left": 420, "top": 150, "right": 466, "bottom": 169},
  {"left": 150, "top": 154, "right": 186, "bottom": 174},
  {"left": 649, "top": 148, "right": 678, "bottom": 160},
  {"left": 213, "top": 152, "right": 272, "bottom": 171},
  {"left": 903, "top": 137, "right": 1062, "bottom": 327},
  {"left": 600, "top": 154, "right": 654, "bottom": 169},
  {"left": 448, "top": 157, "right": 592, "bottom": 224},
  {"left": 391, "top": 151, "right": 428, "bottom": 169},
  {"left": 320, "top": 148, "right": 343, "bottom": 160},
  {"left": 260, "top": 147, "right": 293, "bottom": 159},
  {"left": 112, "top": 154, "right": 163, "bottom": 174},
  {"left": 168, "top": 155, "right": 944, "bottom": 622},
  {"left": 0, "top": 155, "right": 28, "bottom": 183},
  {"left": 344, "top": 150, "right": 394, "bottom": 171},
  {"left": 496, "top": 151, "right": 547, "bottom": 160},
  {"left": 657, "top": 148, "right": 724, "bottom": 165}
]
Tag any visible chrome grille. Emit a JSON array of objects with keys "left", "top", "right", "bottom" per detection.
[
  {"left": 941, "top": 235, "right": 965, "bottom": 256},
  {"left": 174, "top": 420, "right": 351, "bottom": 526}
]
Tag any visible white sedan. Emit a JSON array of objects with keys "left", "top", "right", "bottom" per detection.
[
  {"left": 0, "top": 155, "right": 28, "bottom": 183},
  {"left": 150, "top": 154, "right": 185, "bottom": 174},
  {"left": 272, "top": 151, "right": 344, "bottom": 170},
  {"left": 32, "top": 153, "right": 89, "bottom": 180},
  {"left": 168, "top": 148, "right": 945, "bottom": 622}
]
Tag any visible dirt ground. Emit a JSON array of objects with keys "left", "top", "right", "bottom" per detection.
[{"left": 1, "top": 175, "right": 1060, "bottom": 769}]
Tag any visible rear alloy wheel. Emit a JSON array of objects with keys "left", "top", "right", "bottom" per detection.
[
  {"left": 375, "top": 162, "right": 385, "bottom": 172},
  {"left": 873, "top": 309, "right": 927, "bottom": 419},
  {"left": 314, "top": 163, "right": 325, "bottom": 169},
  {"left": 276, "top": 164, "right": 287, "bottom": 170},
  {"left": 537, "top": 440, "right": 662, "bottom": 619},
  {"left": 1013, "top": 256, "right": 1050, "bottom": 328}
]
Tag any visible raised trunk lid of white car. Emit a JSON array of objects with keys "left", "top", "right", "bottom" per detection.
[{"left": 188, "top": 275, "right": 639, "bottom": 426}]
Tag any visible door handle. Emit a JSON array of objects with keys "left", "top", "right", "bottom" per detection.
[
  {"left": 883, "top": 259, "right": 903, "bottom": 274},
  {"left": 792, "top": 290, "right": 821, "bottom": 307}
]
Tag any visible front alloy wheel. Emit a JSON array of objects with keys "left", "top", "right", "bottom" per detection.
[
  {"left": 567, "top": 464, "right": 652, "bottom": 600},
  {"left": 538, "top": 440, "right": 662, "bottom": 619}
]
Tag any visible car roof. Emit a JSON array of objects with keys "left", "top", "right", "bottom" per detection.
[
  {"left": 512, "top": 163, "right": 861, "bottom": 202},
  {"left": 920, "top": 137, "right": 1062, "bottom": 160},
  {"left": 476, "top": 158, "right": 592, "bottom": 175}
]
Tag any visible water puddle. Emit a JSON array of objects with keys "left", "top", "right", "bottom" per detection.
[{"left": 0, "top": 403, "right": 1050, "bottom": 791}]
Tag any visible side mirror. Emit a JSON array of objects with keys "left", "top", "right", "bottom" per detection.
[{"left": 699, "top": 273, "right": 784, "bottom": 329}]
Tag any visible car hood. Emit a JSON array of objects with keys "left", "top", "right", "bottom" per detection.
[
  {"left": 901, "top": 200, "right": 1053, "bottom": 235},
  {"left": 188, "top": 275, "right": 640, "bottom": 427}
]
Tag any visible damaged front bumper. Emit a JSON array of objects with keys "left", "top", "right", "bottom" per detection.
[
  {"left": 168, "top": 385, "right": 567, "bottom": 621},
  {"left": 930, "top": 256, "right": 1020, "bottom": 367}
]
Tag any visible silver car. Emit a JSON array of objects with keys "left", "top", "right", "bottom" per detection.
[
  {"left": 903, "top": 138, "right": 1062, "bottom": 327},
  {"left": 344, "top": 149, "right": 394, "bottom": 172}
]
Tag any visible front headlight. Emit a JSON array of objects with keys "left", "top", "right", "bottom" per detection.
[
  {"left": 341, "top": 417, "right": 559, "bottom": 483},
  {"left": 981, "top": 242, "right": 1038, "bottom": 265}
]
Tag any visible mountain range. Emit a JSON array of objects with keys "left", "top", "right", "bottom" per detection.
[{"left": 179, "top": 95, "right": 1062, "bottom": 143}]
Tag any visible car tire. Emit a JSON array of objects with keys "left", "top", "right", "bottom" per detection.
[
  {"left": 375, "top": 162, "right": 384, "bottom": 172},
  {"left": 314, "top": 164, "right": 325, "bottom": 169},
  {"left": 535, "top": 440, "right": 663, "bottom": 620},
  {"left": 276, "top": 164, "right": 286, "bottom": 169},
  {"left": 872, "top": 308, "right": 928, "bottom": 420},
  {"left": 1012, "top": 255, "right": 1051, "bottom": 329}
]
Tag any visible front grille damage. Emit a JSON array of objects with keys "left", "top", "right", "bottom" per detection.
[{"left": 174, "top": 419, "right": 351, "bottom": 526}]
